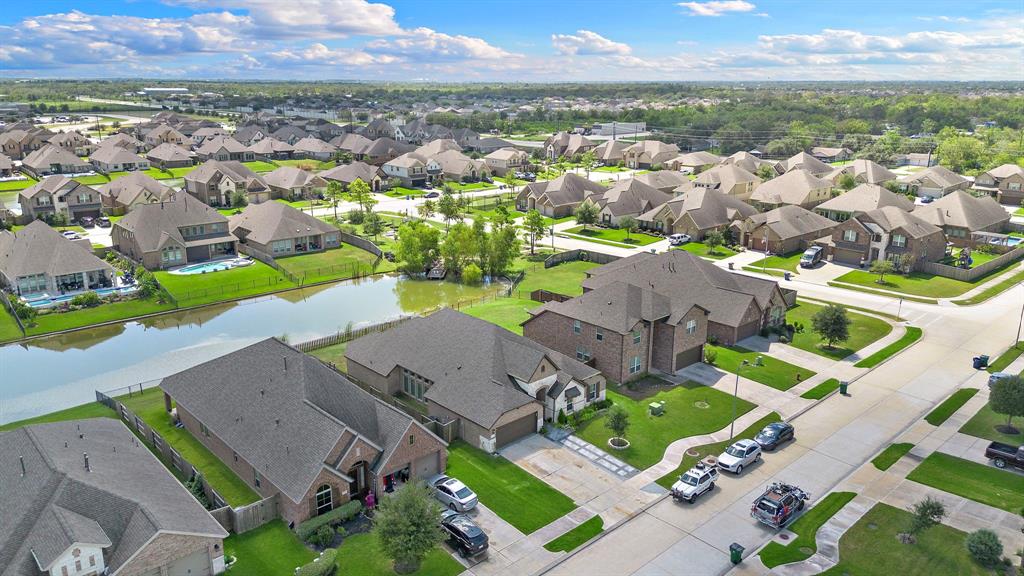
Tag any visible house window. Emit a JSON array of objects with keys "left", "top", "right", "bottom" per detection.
[
  {"left": 233, "top": 451, "right": 238, "bottom": 463},
  {"left": 315, "top": 484, "right": 333, "bottom": 516},
  {"left": 587, "top": 382, "right": 599, "bottom": 401},
  {"left": 199, "top": 423, "right": 210, "bottom": 437},
  {"left": 576, "top": 346, "right": 590, "bottom": 361},
  {"left": 272, "top": 239, "right": 292, "bottom": 254},
  {"left": 892, "top": 234, "right": 906, "bottom": 248},
  {"left": 75, "top": 560, "right": 81, "bottom": 571},
  {"left": 566, "top": 400, "right": 575, "bottom": 413},
  {"left": 843, "top": 229, "right": 858, "bottom": 242},
  {"left": 76, "top": 193, "right": 91, "bottom": 204},
  {"left": 62, "top": 567, "right": 68, "bottom": 576},
  {"left": 1010, "top": 182, "right": 1021, "bottom": 191},
  {"left": 161, "top": 246, "right": 182, "bottom": 264},
  {"left": 632, "top": 330, "right": 641, "bottom": 345},
  {"left": 409, "top": 434, "right": 415, "bottom": 445},
  {"left": 573, "top": 320, "right": 581, "bottom": 334},
  {"left": 595, "top": 330, "right": 603, "bottom": 341},
  {"left": 629, "top": 355, "right": 642, "bottom": 375},
  {"left": 89, "top": 555, "right": 96, "bottom": 567},
  {"left": 686, "top": 319, "right": 698, "bottom": 335}
]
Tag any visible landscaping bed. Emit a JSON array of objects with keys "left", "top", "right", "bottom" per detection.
[
  {"left": 705, "top": 345, "right": 815, "bottom": 391},
  {"left": 759, "top": 491, "right": 857, "bottom": 568},
  {"left": 906, "top": 452, "right": 1024, "bottom": 513},
  {"left": 853, "top": 327, "right": 922, "bottom": 368},
  {"left": 563, "top": 225, "right": 661, "bottom": 246},
  {"left": 785, "top": 301, "right": 892, "bottom": 360}
]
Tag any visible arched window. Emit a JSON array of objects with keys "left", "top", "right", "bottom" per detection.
[{"left": 315, "top": 484, "right": 333, "bottom": 516}]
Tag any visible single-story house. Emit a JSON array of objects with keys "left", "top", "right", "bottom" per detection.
[
  {"left": 773, "top": 152, "right": 833, "bottom": 177},
  {"left": 293, "top": 137, "right": 338, "bottom": 161},
  {"left": 230, "top": 201, "right": 340, "bottom": 257},
  {"left": 18, "top": 176, "right": 102, "bottom": 222},
  {"left": 319, "top": 161, "right": 383, "bottom": 192},
  {"left": 96, "top": 172, "right": 174, "bottom": 215},
  {"left": 247, "top": 137, "right": 296, "bottom": 160},
  {"left": 973, "top": 164, "right": 1024, "bottom": 205},
  {"left": 195, "top": 136, "right": 255, "bottom": 163},
  {"left": 21, "top": 144, "right": 93, "bottom": 178},
  {"left": 665, "top": 151, "right": 722, "bottom": 174},
  {"left": 912, "top": 190, "right": 1011, "bottom": 246},
  {"left": 160, "top": 338, "right": 448, "bottom": 526},
  {"left": 592, "top": 140, "right": 629, "bottom": 166},
  {"left": 638, "top": 187, "right": 757, "bottom": 239},
  {"left": 184, "top": 160, "right": 271, "bottom": 207},
  {"left": 88, "top": 146, "right": 150, "bottom": 173},
  {"left": 112, "top": 194, "right": 236, "bottom": 270},
  {"left": 748, "top": 169, "right": 832, "bottom": 211},
  {"left": 263, "top": 166, "right": 328, "bottom": 201},
  {"left": 732, "top": 205, "right": 838, "bottom": 255},
  {"left": 0, "top": 220, "right": 115, "bottom": 296},
  {"left": 824, "top": 206, "right": 946, "bottom": 270},
  {"left": 146, "top": 142, "right": 197, "bottom": 169},
  {"left": 585, "top": 178, "right": 672, "bottom": 227},
  {"left": 814, "top": 183, "right": 915, "bottom": 222},
  {"left": 516, "top": 173, "right": 607, "bottom": 218},
  {"left": 810, "top": 147, "right": 853, "bottom": 163},
  {"left": 898, "top": 165, "right": 970, "bottom": 199}
]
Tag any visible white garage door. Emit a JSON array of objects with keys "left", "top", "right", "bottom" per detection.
[{"left": 167, "top": 549, "right": 211, "bottom": 576}]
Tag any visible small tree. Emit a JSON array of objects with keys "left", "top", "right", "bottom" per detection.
[
  {"left": 462, "top": 262, "right": 483, "bottom": 285},
  {"left": 870, "top": 259, "right": 896, "bottom": 284},
  {"left": 186, "top": 473, "right": 211, "bottom": 509},
  {"left": 437, "top": 189, "right": 463, "bottom": 231},
  {"left": 349, "top": 179, "right": 373, "bottom": 214},
  {"left": 416, "top": 199, "right": 436, "bottom": 220},
  {"left": 579, "top": 149, "right": 597, "bottom": 179},
  {"left": 574, "top": 201, "right": 598, "bottom": 230},
  {"left": 363, "top": 210, "right": 383, "bottom": 240},
  {"left": 811, "top": 304, "right": 851, "bottom": 349},
  {"left": 324, "top": 180, "right": 344, "bottom": 222},
  {"left": 524, "top": 209, "right": 547, "bottom": 255},
  {"left": 756, "top": 164, "right": 776, "bottom": 181},
  {"left": 605, "top": 404, "right": 630, "bottom": 442},
  {"left": 229, "top": 189, "right": 248, "bottom": 209},
  {"left": 838, "top": 173, "right": 857, "bottom": 190},
  {"left": 901, "top": 497, "right": 946, "bottom": 543},
  {"left": 619, "top": 215, "right": 637, "bottom": 241},
  {"left": 964, "top": 529, "right": 1003, "bottom": 568},
  {"left": 373, "top": 483, "right": 445, "bottom": 574},
  {"left": 705, "top": 230, "right": 724, "bottom": 255},
  {"left": 989, "top": 375, "right": 1024, "bottom": 432}
]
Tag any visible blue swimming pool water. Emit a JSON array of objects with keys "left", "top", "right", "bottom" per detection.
[
  {"left": 25, "top": 286, "right": 139, "bottom": 308},
  {"left": 171, "top": 258, "right": 249, "bottom": 275}
]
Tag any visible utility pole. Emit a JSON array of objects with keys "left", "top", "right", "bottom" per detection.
[
  {"left": 1017, "top": 284, "right": 1024, "bottom": 344},
  {"left": 730, "top": 360, "right": 750, "bottom": 440}
]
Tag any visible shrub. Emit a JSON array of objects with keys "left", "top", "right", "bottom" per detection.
[
  {"left": 706, "top": 334, "right": 719, "bottom": 346},
  {"left": 704, "top": 348, "right": 718, "bottom": 365},
  {"left": 9, "top": 294, "right": 36, "bottom": 323},
  {"left": 70, "top": 292, "right": 102, "bottom": 307},
  {"left": 310, "top": 525, "right": 334, "bottom": 548},
  {"left": 557, "top": 409, "right": 567, "bottom": 426},
  {"left": 347, "top": 209, "right": 365, "bottom": 224},
  {"left": 295, "top": 500, "right": 363, "bottom": 542},
  {"left": 779, "top": 335, "right": 790, "bottom": 344},
  {"left": 965, "top": 529, "right": 1003, "bottom": 567},
  {"left": 295, "top": 548, "right": 337, "bottom": 576},
  {"left": 462, "top": 263, "right": 483, "bottom": 285},
  {"left": 593, "top": 398, "right": 613, "bottom": 410}
]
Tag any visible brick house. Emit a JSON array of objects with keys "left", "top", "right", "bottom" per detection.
[
  {"left": 823, "top": 206, "right": 946, "bottom": 270},
  {"left": 112, "top": 194, "right": 236, "bottom": 270},
  {"left": 731, "top": 205, "right": 838, "bottom": 255},
  {"left": 160, "top": 338, "right": 447, "bottom": 527},
  {"left": 973, "top": 164, "right": 1024, "bottom": 205},
  {"left": 637, "top": 187, "right": 757, "bottom": 240},
  {"left": 913, "top": 190, "right": 1010, "bottom": 247}
]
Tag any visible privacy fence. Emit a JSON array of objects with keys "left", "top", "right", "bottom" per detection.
[
  {"left": 543, "top": 248, "right": 621, "bottom": 268},
  {"left": 916, "top": 245, "right": 1024, "bottom": 282}
]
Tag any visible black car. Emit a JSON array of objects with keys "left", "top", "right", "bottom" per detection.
[
  {"left": 424, "top": 191, "right": 440, "bottom": 199},
  {"left": 95, "top": 216, "right": 111, "bottom": 228},
  {"left": 440, "top": 510, "right": 488, "bottom": 558},
  {"left": 754, "top": 422, "right": 795, "bottom": 451},
  {"left": 79, "top": 216, "right": 95, "bottom": 228}
]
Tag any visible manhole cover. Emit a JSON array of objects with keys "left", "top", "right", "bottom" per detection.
[
  {"left": 799, "top": 546, "right": 814, "bottom": 555},
  {"left": 693, "top": 401, "right": 710, "bottom": 409},
  {"left": 685, "top": 449, "right": 700, "bottom": 457},
  {"left": 778, "top": 533, "right": 791, "bottom": 541}
]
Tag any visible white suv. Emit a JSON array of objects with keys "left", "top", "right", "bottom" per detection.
[
  {"left": 717, "top": 439, "right": 761, "bottom": 475},
  {"left": 428, "top": 474, "right": 478, "bottom": 512},
  {"left": 668, "top": 233, "right": 692, "bottom": 246},
  {"left": 670, "top": 463, "right": 718, "bottom": 503}
]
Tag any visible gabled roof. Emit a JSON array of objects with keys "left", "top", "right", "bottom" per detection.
[
  {"left": 229, "top": 200, "right": 336, "bottom": 245},
  {"left": 749, "top": 169, "right": 830, "bottom": 206},
  {"left": 639, "top": 187, "right": 756, "bottom": 230},
  {"left": 433, "top": 149, "right": 483, "bottom": 177},
  {"left": 899, "top": 165, "right": 969, "bottom": 189},
  {"left": 96, "top": 172, "right": 173, "bottom": 207},
  {"left": 247, "top": 137, "right": 295, "bottom": 156},
  {"left": 22, "top": 145, "right": 90, "bottom": 170},
  {"left": 319, "top": 161, "right": 380, "bottom": 185},
  {"left": 825, "top": 159, "right": 896, "bottom": 185},
  {"left": 632, "top": 170, "right": 691, "bottom": 193},
  {"left": 185, "top": 160, "right": 266, "bottom": 189},
  {"left": 524, "top": 173, "right": 606, "bottom": 208},
  {"left": 815, "top": 183, "right": 913, "bottom": 214},
  {"left": 113, "top": 194, "right": 228, "bottom": 253},
  {"left": 588, "top": 178, "right": 672, "bottom": 216},
  {"left": 195, "top": 136, "right": 248, "bottom": 156},
  {"left": 532, "top": 281, "right": 674, "bottom": 333},
  {"left": 624, "top": 140, "right": 679, "bottom": 160},
  {"left": 415, "top": 139, "right": 461, "bottom": 157},
  {"left": 672, "top": 151, "right": 722, "bottom": 167},
  {"left": 485, "top": 147, "right": 527, "bottom": 161},
  {"left": 97, "top": 133, "right": 144, "bottom": 152},
  {"left": 859, "top": 206, "right": 942, "bottom": 239},
  {"left": 721, "top": 151, "right": 772, "bottom": 173},
  {"left": 912, "top": 190, "right": 1011, "bottom": 231},
  {"left": 46, "top": 131, "right": 89, "bottom": 149},
  {"left": 0, "top": 220, "right": 113, "bottom": 281},
  {"left": 743, "top": 205, "right": 837, "bottom": 241},
  {"left": 19, "top": 175, "right": 96, "bottom": 201},
  {"left": 263, "top": 166, "right": 327, "bottom": 190},
  {"left": 695, "top": 164, "right": 760, "bottom": 191},
  {"left": 0, "top": 153, "right": 11, "bottom": 171},
  {"left": 89, "top": 146, "right": 146, "bottom": 166},
  {"left": 360, "top": 137, "right": 414, "bottom": 157},
  {"left": 293, "top": 137, "right": 337, "bottom": 154},
  {"left": 331, "top": 133, "right": 373, "bottom": 152},
  {"left": 593, "top": 139, "right": 629, "bottom": 162},
  {"left": 775, "top": 152, "right": 832, "bottom": 176},
  {"left": 982, "top": 163, "right": 1024, "bottom": 180},
  {"left": 145, "top": 142, "right": 196, "bottom": 163}
]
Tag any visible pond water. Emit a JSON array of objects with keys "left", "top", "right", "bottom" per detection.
[{"left": 0, "top": 274, "right": 499, "bottom": 424}]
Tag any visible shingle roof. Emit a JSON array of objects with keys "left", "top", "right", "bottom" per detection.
[
  {"left": 89, "top": 146, "right": 146, "bottom": 166},
  {"left": 19, "top": 174, "right": 96, "bottom": 201},
  {"left": 639, "top": 187, "right": 756, "bottom": 230},
  {"left": 263, "top": 166, "right": 327, "bottom": 191},
  {"left": 899, "top": 165, "right": 969, "bottom": 189},
  {"left": 593, "top": 140, "right": 629, "bottom": 163},
  {"left": 145, "top": 142, "right": 196, "bottom": 163},
  {"left": 695, "top": 164, "right": 760, "bottom": 191},
  {"left": 983, "top": 164, "right": 1024, "bottom": 180},
  {"left": 247, "top": 137, "right": 295, "bottom": 156},
  {"left": 415, "top": 139, "right": 462, "bottom": 157},
  {"left": 0, "top": 220, "right": 113, "bottom": 281},
  {"left": 815, "top": 183, "right": 914, "bottom": 215},
  {"left": 672, "top": 151, "right": 722, "bottom": 167},
  {"left": 293, "top": 137, "right": 337, "bottom": 154},
  {"left": 96, "top": 172, "right": 173, "bottom": 207},
  {"left": 485, "top": 147, "right": 526, "bottom": 161},
  {"left": 749, "top": 169, "right": 830, "bottom": 206},
  {"left": 113, "top": 193, "right": 228, "bottom": 253},
  {"left": 775, "top": 152, "right": 832, "bottom": 176},
  {"left": 825, "top": 159, "right": 896, "bottom": 185},
  {"left": 524, "top": 173, "right": 606, "bottom": 208},
  {"left": 589, "top": 178, "right": 672, "bottom": 217},
  {"left": 319, "top": 161, "right": 380, "bottom": 185},
  {"left": 98, "top": 133, "right": 144, "bottom": 152},
  {"left": 743, "top": 205, "right": 837, "bottom": 241},
  {"left": 632, "top": 170, "right": 690, "bottom": 193},
  {"left": 185, "top": 160, "right": 266, "bottom": 190},
  {"left": 860, "top": 206, "right": 943, "bottom": 239},
  {"left": 532, "top": 281, "right": 674, "bottom": 333},
  {"left": 22, "top": 145, "right": 90, "bottom": 171},
  {"left": 195, "top": 136, "right": 249, "bottom": 156},
  {"left": 912, "top": 190, "right": 1011, "bottom": 231},
  {"left": 229, "top": 201, "right": 336, "bottom": 245},
  {"left": 721, "top": 151, "right": 772, "bottom": 173}
]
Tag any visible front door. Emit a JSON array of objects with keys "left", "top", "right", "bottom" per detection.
[{"left": 347, "top": 461, "right": 369, "bottom": 500}]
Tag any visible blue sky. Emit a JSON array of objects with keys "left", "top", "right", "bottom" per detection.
[{"left": 1, "top": 0, "right": 1021, "bottom": 80}]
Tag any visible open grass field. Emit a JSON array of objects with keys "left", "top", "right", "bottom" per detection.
[
  {"left": 276, "top": 245, "right": 382, "bottom": 284},
  {"left": 785, "top": 301, "right": 892, "bottom": 360},
  {"left": 563, "top": 225, "right": 661, "bottom": 246},
  {"left": 706, "top": 345, "right": 816, "bottom": 391},
  {"left": 906, "top": 452, "right": 1024, "bottom": 513},
  {"left": 155, "top": 260, "right": 297, "bottom": 306},
  {"left": 759, "top": 491, "right": 857, "bottom": 568}
]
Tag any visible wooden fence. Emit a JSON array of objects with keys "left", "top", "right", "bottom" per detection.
[
  {"left": 530, "top": 289, "right": 572, "bottom": 303},
  {"left": 543, "top": 248, "right": 621, "bottom": 268},
  {"left": 294, "top": 315, "right": 418, "bottom": 352},
  {"left": 916, "top": 245, "right": 1024, "bottom": 282}
]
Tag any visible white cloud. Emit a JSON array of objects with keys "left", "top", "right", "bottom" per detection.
[
  {"left": 366, "top": 28, "right": 517, "bottom": 61},
  {"left": 678, "top": 1, "right": 756, "bottom": 16},
  {"left": 268, "top": 43, "right": 397, "bottom": 66},
  {"left": 167, "top": 0, "right": 402, "bottom": 37},
  {"left": 551, "top": 30, "right": 632, "bottom": 56}
]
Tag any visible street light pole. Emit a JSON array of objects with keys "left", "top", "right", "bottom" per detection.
[
  {"left": 1017, "top": 284, "right": 1024, "bottom": 344},
  {"left": 730, "top": 359, "right": 750, "bottom": 440},
  {"left": 897, "top": 297, "right": 904, "bottom": 322}
]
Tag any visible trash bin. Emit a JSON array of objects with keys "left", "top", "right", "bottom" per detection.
[
  {"left": 973, "top": 355, "right": 990, "bottom": 369},
  {"left": 839, "top": 381, "right": 849, "bottom": 395},
  {"left": 784, "top": 272, "right": 791, "bottom": 281},
  {"left": 728, "top": 262, "right": 734, "bottom": 270},
  {"left": 729, "top": 543, "right": 744, "bottom": 565}
]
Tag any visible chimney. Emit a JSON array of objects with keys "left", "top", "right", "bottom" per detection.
[
  {"left": 83, "top": 453, "right": 90, "bottom": 472},
  {"left": 19, "top": 456, "right": 25, "bottom": 476}
]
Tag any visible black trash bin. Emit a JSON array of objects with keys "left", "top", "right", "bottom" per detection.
[
  {"left": 973, "top": 355, "right": 990, "bottom": 370},
  {"left": 784, "top": 271, "right": 791, "bottom": 281},
  {"left": 839, "top": 381, "right": 849, "bottom": 395},
  {"left": 729, "top": 542, "right": 744, "bottom": 565}
]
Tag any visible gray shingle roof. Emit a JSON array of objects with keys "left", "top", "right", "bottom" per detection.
[
  {"left": 113, "top": 193, "right": 228, "bottom": 253},
  {"left": 588, "top": 178, "right": 672, "bottom": 217},
  {"left": 145, "top": 142, "right": 196, "bottom": 163},
  {"left": 96, "top": 172, "right": 173, "bottom": 207},
  {"left": 694, "top": 164, "right": 760, "bottom": 192},
  {"left": 263, "top": 166, "right": 327, "bottom": 191},
  {"left": 639, "top": 187, "right": 756, "bottom": 230},
  {"left": 775, "top": 152, "right": 832, "bottom": 176},
  {"left": 899, "top": 165, "right": 969, "bottom": 189},
  {"left": 22, "top": 145, "right": 91, "bottom": 172},
  {"left": 229, "top": 201, "right": 336, "bottom": 245},
  {"left": 293, "top": 137, "right": 337, "bottom": 154},
  {"left": 19, "top": 174, "right": 96, "bottom": 201},
  {"left": 860, "top": 206, "right": 943, "bottom": 239},
  {"left": 185, "top": 160, "right": 266, "bottom": 190},
  {"left": 815, "top": 183, "right": 914, "bottom": 215},
  {"left": 247, "top": 137, "right": 295, "bottom": 156},
  {"left": 89, "top": 146, "right": 146, "bottom": 166},
  {"left": 743, "top": 205, "right": 837, "bottom": 241},
  {"left": 912, "top": 190, "right": 1011, "bottom": 231},
  {"left": 524, "top": 173, "right": 606, "bottom": 209},
  {"left": 319, "top": 161, "right": 380, "bottom": 186},
  {"left": 825, "top": 159, "right": 896, "bottom": 185},
  {"left": 749, "top": 169, "right": 830, "bottom": 206},
  {"left": 0, "top": 220, "right": 113, "bottom": 281},
  {"left": 195, "top": 136, "right": 249, "bottom": 156},
  {"left": 632, "top": 170, "right": 690, "bottom": 193}
]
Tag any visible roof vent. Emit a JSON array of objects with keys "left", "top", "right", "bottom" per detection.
[
  {"left": 83, "top": 453, "right": 90, "bottom": 472},
  {"left": 19, "top": 456, "right": 25, "bottom": 476}
]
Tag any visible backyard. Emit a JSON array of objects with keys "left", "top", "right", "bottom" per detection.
[
  {"left": 785, "top": 301, "right": 893, "bottom": 360},
  {"left": 0, "top": 310, "right": 24, "bottom": 343},
  {"left": 514, "top": 259, "right": 600, "bottom": 297},
  {"left": 461, "top": 297, "right": 537, "bottom": 334},
  {"left": 155, "top": 260, "right": 298, "bottom": 306},
  {"left": 308, "top": 341, "right": 349, "bottom": 371},
  {"left": 445, "top": 441, "right": 576, "bottom": 534},
  {"left": 705, "top": 345, "right": 816, "bottom": 391},
  {"left": 224, "top": 521, "right": 315, "bottom": 576},
  {"left": 23, "top": 297, "right": 176, "bottom": 336},
  {"left": 675, "top": 242, "right": 738, "bottom": 260},
  {"left": 574, "top": 382, "right": 757, "bottom": 470},
  {"left": 562, "top": 225, "right": 661, "bottom": 246},
  {"left": 906, "top": 452, "right": 1024, "bottom": 513},
  {"left": 276, "top": 244, "right": 387, "bottom": 284},
  {"left": 0, "top": 401, "right": 116, "bottom": 432}
]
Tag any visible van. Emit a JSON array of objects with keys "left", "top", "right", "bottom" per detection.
[
  {"left": 799, "top": 246, "right": 824, "bottom": 268},
  {"left": 668, "top": 233, "right": 691, "bottom": 246}
]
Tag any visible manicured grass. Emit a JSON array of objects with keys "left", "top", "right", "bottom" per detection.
[
  {"left": 821, "top": 503, "right": 998, "bottom": 576},
  {"left": 799, "top": 297, "right": 905, "bottom": 322},
  {"left": 308, "top": 341, "right": 348, "bottom": 372},
  {"left": 383, "top": 186, "right": 428, "bottom": 198},
  {"left": 953, "top": 270, "right": 1024, "bottom": 306},
  {"left": 25, "top": 297, "right": 176, "bottom": 336},
  {"left": 276, "top": 245, "right": 382, "bottom": 284},
  {"left": 944, "top": 247, "right": 1000, "bottom": 269},
  {"left": 872, "top": 442, "right": 915, "bottom": 471},
  {"left": 907, "top": 452, "right": 1024, "bottom": 513},
  {"left": 0, "top": 309, "right": 24, "bottom": 343},
  {"left": 924, "top": 388, "right": 979, "bottom": 426},
  {"left": 515, "top": 260, "right": 600, "bottom": 297},
  {"left": 556, "top": 232, "right": 634, "bottom": 249},
  {"left": 706, "top": 345, "right": 816, "bottom": 392},
  {"left": 543, "top": 516, "right": 604, "bottom": 553},
  {"left": 986, "top": 341, "right": 1024, "bottom": 373},
  {"left": 445, "top": 441, "right": 576, "bottom": 535},
  {"left": 273, "top": 198, "right": 329, "bottom": 210},
  {"left": 274, "top": 158, "right": 337, "bottom": 170},
  {"left": 563, "top": 226, "right": 661, "bottom": 246},
  {"left": 853, "top": 327, "right": 923, "bottom": 368},
  {"left": 119, "top": 389, "right": 260, "bottom": 506},
  {"left": 655, "top": 412, "right": 781, "bottom": 489},
  {"left": 444, "top": 181, "right": 496, "bottom": 192},
  {"left": 71, "top": 174, "right": 113, "bottom": 185},
  {"left": 0, "top": 176, "right": 36, "bottom": 191},
  {"left": 224, "top": 521, "right": 315, "bottom": 576},
  {"left": 759, "top": 491, "right": 857, "bottom": 568},
  {"left": 786, "top": 302, "right": 892, "bottom": 360},
  {"left": 242, "top": 160, "right": 278, "bottom": 173},
  {"left": 960, "top": 403, "right": 1024, "bottom": 444},
  {"left": 10, "top": 224, "right": 87, "bottom": 234},
  {"left": 0, "top": 402, "right": 116, "bottom": 432},
  {"left": 835, "top": 265, "right": 1018, "bottom": 299},
  {"left": 801, "top": 378, "right": 841, "bottom": 400},
  {"left": 594, "top": 165, "right": 629, "bottom": 172},
  {"left": 675, "top": 242, "right": 738, "bottom": 260},
  {"left": 462, "top": 297, "right": 537, "bottom": 334},
  {"left": 744, "top": 266, "right": 788, "bottom": 278},
  {"left": 154, "top": 260, "right": 297, "bottom": 306},
  {"left": 575, "top": 384, "right": 756, "bottom": 471},
  {"left": 748, "top": 252, "right": 803, "bottom": 273},
  {"left": 826, "top": 281, "right": 939, "bottom": 304},
  {"left": 334, "top": 532, "right": 463, "bottom": 576},
  {"left": 143, "top": 166, "right": 195, "bottom": 179}
]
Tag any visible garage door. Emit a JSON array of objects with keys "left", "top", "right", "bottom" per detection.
[
  {"left": 495, "top": 413, "right": 537, "bottom": 448},
  {"left": 167, "top": 549, "right": 211, "bottom": 576},
  {"left": 833, "top": 247, "right": 863, "bottom": 266},
  {"left": 675, "top": 345, "right": 703, "bottom": 370},
  {"left": 749, "top": 235, "right": 766, "bottom": 251},
  {"left": 735, "top": 321, "right": 760, "bottom": 343},
  {"left": 413, "top": 452, "right": 440, "bottom": 478}
]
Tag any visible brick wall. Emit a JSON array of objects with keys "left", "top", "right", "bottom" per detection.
[
  {"left": 524, "top": 310, "right": 639, "bottom": 383},
  {"left": 376, "top": 421, "right": 447, "bottom": 482}
]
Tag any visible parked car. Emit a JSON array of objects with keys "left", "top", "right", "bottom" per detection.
[
  {"left": 428, "top": 474, "right": 478, "bottom": 512},
  {"left": 670, "top": 462, "right": 718, "bottom": 503},
  {"left": 755, "top": 422, "right": 795, "bottom": 451},
  {"left": 95, "top": 216, "right": 111, "bottom": 228},
  {"left": 61, "top": 230, "right": 81, "bottom": 240},
  {"left": 988, "top": 372, "right": 1015, "bottom": 387},
  {"left": 440, "top": 510, "right": 489, "bottom": 558},
  {"left": 750, "top": 482, "right": 809, "bottom": 529},
  {"left": 799, "top": 246, "right": 824, "bottom": 268},
  {"left": 717, "top": 439, "right": 761, "bottom": 475},
  {"left": 79, "top": 216, "right": 95, "bottom": 228},
  {"left": 424, "top": 191, "right": 440, "bottom": 199},
  {"left": 668, "top": 233, "right": 692, "bottom": 246},
  {"left": 985, "top": 442, "right": 1024, "bottom": 470},
  {"left": 919, "top": 196, "right": 934, "bottom": 204}
]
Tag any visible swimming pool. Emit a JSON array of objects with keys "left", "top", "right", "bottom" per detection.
[
  {"left": 169, "top": 257, "right": 253, "bottom": 275},
  {"left": 24, "top": 285, "right": 139, "bottom": 308}
]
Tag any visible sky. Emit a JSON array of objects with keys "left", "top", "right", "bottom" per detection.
[{"left": 1, "top": 0, "right": 1022, "bottom": 81}]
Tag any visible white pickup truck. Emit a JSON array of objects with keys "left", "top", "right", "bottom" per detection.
[{"left": 670, "top": 462, "right": 719, "bottom": 503}]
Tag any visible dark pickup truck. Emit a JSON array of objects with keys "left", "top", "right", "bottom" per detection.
[{"left": 985, "top": 442, "right": 1024, "bottom": 470}]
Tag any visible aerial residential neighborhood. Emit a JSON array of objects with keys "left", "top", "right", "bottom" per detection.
[{"left": 0, "top": 1, "right": 1022, "bottom": 576}]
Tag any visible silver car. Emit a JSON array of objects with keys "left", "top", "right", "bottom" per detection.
[
  {"left": 428, "top": 474, "right": 478, "bottom": 512},
  {"left": 717, "top": 439, "right": 761, "bottom": 475}
]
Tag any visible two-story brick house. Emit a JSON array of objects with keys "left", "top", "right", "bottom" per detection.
[
  {"left": 825, "top": 206, "right": 946, "bottom": 270},
  {"left": 112, "top": 194, "right": 236, "bottom": 270},
  {"left": 973, "top": 164, "right": 1024, "bottom": 205},
  {"left": 18, "top": 176, "right": 103, "bottom": 222},
  {"left": 184, "top": 160, "right": 271, "bottom": 206}
]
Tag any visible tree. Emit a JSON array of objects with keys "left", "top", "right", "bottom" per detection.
[
  {"left": 437, "top": 189, "right": 463, "bottom": 231},
  {"left": 870, "top": 259, "right": 896, "bottom": 283},
  {"left": 811, "top": 304, "right": 851, "bottom": 349},
  {"left": 965, "top": 529, "right": 1003, "bottom": 568},
  {"left": 229, "top": 190, "right": 248, "bottom": 209},
  {"left": 579, "top": 149, "right": 597, "bottom": 179},
  {"left": 485, "top": 223, "right": 521, "bottom": 275},
  {"left": 462, "top": 262, "right": 483, "bottom": 285},
  {"left": 574, "top": 201, "right": 598, "bottom": 230},
  {"left": 372, "top": 483, "right": 445, "bottom": 574},
  {"left": 619, "top": 216, "right": 638, "bottom": 241},
  {"left": 838, "top": 173, "right": 857, "bottom": 190},
  {"left": 324, "top": 180, "right": 344, "bottom": 222},
  {"left": 605, "top": 405, "right": 630, "bottom": 442},
  {"left": 349, "top": 179, "right": 373, "bottom": 214},
  {"left": 936, "top": 135, "right": 986, "bottom": 173},
  {"left": 902, "top": 497, "right": 946, "bottom": 543},
  {"left": 440, "top": 222, "right": 475, "bottom": 273},
  {"left": 416, "top": 199, "right": 436, "bottom": 220},
  {"left": 705, "top": 230, "right": 724, "bottom": 255},
  {"left": 363, "top": 210, "right": 383, "bottom": 239},
  {"left": 394, "top": 221, "right": 440, "bottom": 275},
  {"left": 524, "top": 209, "right": 547, "bottom": 255},
  {"left": 989, "top": 375, "right": 1024, "bottom": 432},
  {"left": 185, "top": 473, "right": 211, "bottom": 509},
  {"left": 756, "top": 164, "right": 777, "bottom": 182}
]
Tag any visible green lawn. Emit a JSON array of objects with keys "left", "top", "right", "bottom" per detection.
[
  {"left": 274, "top": 198, "right": 330, "bottom": 210},
  {"left": 118, "top": 389, "right": 261, "bottom": 506},
  {"left": 675, "top": 242, "right": 738, "bottom": 260},
  {"left": 785, "top": 302, "right": 892, "bottom": 360},
  {"left": 800, "top": 378, "right": 841, "bottom": 400},
  {"left": 944, "top": 247, "right": 1000, "bottom": 269},
  {"left": 543, "top": 516, "right": 604, "bottom": 553},
  {"left": 594, "top": 165, "right": 629, "bottom": 173},
  {"left": 575, "top": 384, "right": 756, "bottom": 471},
  {"left": 446, "top": 442, "right": 576, "bottom": 535},
  {"left": 960, "top": 403, "right": 1024, "bottom": 445},
  {"left": 563, "top": 226, "right": 661, "bottom": 246},
  {"left": 25, "top": 297, "right": 176, "bottom": 336},
  {"left": 834, "top": 266, "right": 1016, "bottom": 299},
  {"left": 514, "top": 260, "right": 600, "bottom": 297},
  {"left": 953, "top": 270, "right": 1024, "bottom": 306},
  {"left": 224, "top": 521, "right": 315, "bottom": 576},
  {"left": 445, "top": 181, "right": 496, "bottom": 192},
  {"left": 462, "top": 297, "right": 537, "bottom": 334},
  {"left": 0, "top": 309, "right": 24, "bottom": 343},
  {"left": 907, "top": 452, "right": 1024, "bottom": 513},
  {"left": 308, "top": 341, "right": 348, "bottom": 372},
  {"left": 276, "top": 245, "right": 383, "bottom": 284},
  {"left": 706, "top": 345, "right": 815, "bottom": 392},
  {"left": 853, "top": 327, "right": 923, "bottom": 368},
  {"left": 0, "top": 401, "right": 117, "bottom": 432},
  {"left": 826, "top": 282, "right": 939, "bottom": 304},
  {"left": 748, "top": 252, "right": 803, "bottom": 273},
  {"left": 924, "top": 388, "right": 979, "bottom": 426},
  {"left": 71, "top": 174, "right": 113, "bottom": 185},
  {"left": 155, "top": 260, "right": 297, "bottom": 306},
  {"left": 759, "top": 491, "right": 857, "bottom": 568},
  {"left": 383, "top": 186, "right": 428, "bottom": 198},
  {"left": 143, "top": 166, "right": 195, "bottom": 179},
  {"left": 242, "top": 160, "right": 278, "bottom": 173},
  {"left": 985, "top": 341, "right": 1023, "bottom": 373},
  {"left": 872, "top": 443, "right": 915, "bottom": 471},
  {"left": 821, "top": 503, "right": 998, "bottom": 576},
  {"left": 655, "top": 412, "right": 781, "bottom": 489},
  {"left": 0, "top": 176, "right": 37, "bottom": 191},
  {"left": 799, "top": 297, "right": 906, "bottom": 322},
  {"left": 274, "top": 158, "right": 337, "bottom": 170},
  {"left": 334, "top": 532, "right": 463, "bottom": 576}
]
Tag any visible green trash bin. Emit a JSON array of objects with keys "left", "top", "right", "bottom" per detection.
[
  {"left": 839, "top": 381, "right": 849, "bottom": 395},
  {"left": 730, "top": 543, "right": 744, "bottom": 564}
]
